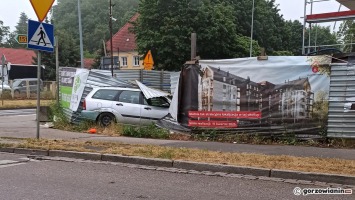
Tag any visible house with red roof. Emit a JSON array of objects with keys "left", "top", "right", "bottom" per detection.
[
  {"left": 105, "top": 13, "right": 143, "bottom": 70},
  {"left": 0, "top": 47, "right": 36, "bottom": 65},
  {"left": 0, "top": 47, "right": 41, "bottom": 82}
]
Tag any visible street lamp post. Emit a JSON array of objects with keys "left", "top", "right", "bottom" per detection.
[
  {"left": 109, "top": 0, "right": 114, "bottom": 77},
  {"left": 78, "top": 0, "right": 84, "bottom": 68},
  {"left": 250, "top": 0, "right": 255, "bottom": 57}
]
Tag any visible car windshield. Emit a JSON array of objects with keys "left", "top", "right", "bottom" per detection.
[{"left": 12, "top": 80, "right": 23, "bottom": 87}]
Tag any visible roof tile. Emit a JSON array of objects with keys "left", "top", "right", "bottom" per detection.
[
  {"left": 0, "top": 47, "right": 36, "bottom": 65},
  {"left": 106, "top": 13, "right": 139, "bottom": 53}
]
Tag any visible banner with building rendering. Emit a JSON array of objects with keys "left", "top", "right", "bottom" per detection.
[{"left": 182, "top": 56, "right": 331, "bottom": 131}]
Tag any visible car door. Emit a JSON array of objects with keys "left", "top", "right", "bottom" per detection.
[
  {"left": 140, "top": 95, "right": 170, "bottom": 124},
  {"left": 29, "top": 80, "right": 37, "bottom": 93},
  {"left": 113, "top": 90, "right": 143, "bottom": 125},
  {"left": 88, "top": 89, "right": 118, "bottom": 110},
  {"left": 18, "top": 81, "right": 27, "bottom": 93}
]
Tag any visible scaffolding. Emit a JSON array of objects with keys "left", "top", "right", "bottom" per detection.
[{"left": 303, "top": 0, "right": 355, "bottom": 55}]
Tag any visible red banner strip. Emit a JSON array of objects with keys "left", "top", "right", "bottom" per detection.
[
  {"left": 188, "top": 120, "right": 238, "bottom": 128},
  {"left": 188, "top": 111, "right": 261, "bottom": 119}
]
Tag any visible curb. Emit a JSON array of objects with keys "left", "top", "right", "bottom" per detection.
[
  {"left": 271, "top": 169, "right": 355, "bottom": 186},
  {"left": 173, "top": 160, "right": 270, "bottom": 177},
  {"left": 48, "top": 150, "right": 102, "bottom": 161},
  {"left": 102, "top": 154, "right": 173, "bottom": 167},
  {"left": 1, "top": 148, "right": 355, "bottom": 186},
  {"left": 14, "top": 148, "right": 48, "bottom": 156}
]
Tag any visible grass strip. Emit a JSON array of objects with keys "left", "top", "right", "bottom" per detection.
[{"left": 3, "top": 138, "right": 355, "bottom": 176}]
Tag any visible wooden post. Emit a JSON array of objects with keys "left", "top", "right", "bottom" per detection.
[{"left": 191, "top": 33, "right": 197, "bottom": 60}]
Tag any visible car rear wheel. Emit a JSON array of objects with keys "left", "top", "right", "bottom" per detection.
[{"left": 98, "top": 113, "right": 115, "bottom": 127}]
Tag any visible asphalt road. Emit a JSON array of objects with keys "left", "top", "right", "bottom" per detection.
[{"left": 1, "top": 153, "right": 352, "bottom": 200}]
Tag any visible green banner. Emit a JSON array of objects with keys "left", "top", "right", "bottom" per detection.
[{"left": 60, "top": 86, "right": 73, "bottom": 108}]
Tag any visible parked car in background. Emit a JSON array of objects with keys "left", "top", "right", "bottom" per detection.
[
  {"left": 81, "top": 87, "right": 170, "bottom": 126},
  {"left": 0, "top": 81, "right": 11, "bottom": 95},
  {"left": 11, "top": 78, "right": 43, "bottom": 95}
]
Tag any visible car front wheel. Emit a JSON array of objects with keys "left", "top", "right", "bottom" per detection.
[{"left": 98, "top": 113, "right": 115, "bottom": 127}]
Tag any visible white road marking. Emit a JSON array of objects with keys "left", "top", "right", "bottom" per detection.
[
  {"left": 0, "top": 163, "right": 26, "bottom": 168},
  {"left": 0, "top": 160, "right": 19, "bottom": 165}
]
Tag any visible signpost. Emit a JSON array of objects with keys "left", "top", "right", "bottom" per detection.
[
  {"left": 29, "top": 0, "right": 55, "bottom": 139},
  {"left": 1, "top": 55, "right": 6, "bottom": 106},
  {"left": 15, "top": 34, "right": 28, "bottom": 44},
  {"left": 143, "top": 50, "right": 154, "bottom": 70}
]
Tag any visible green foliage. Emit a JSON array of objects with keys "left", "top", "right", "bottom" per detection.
[
  {"left": 0, "top": 20, "right": 10, "bottom": 46},
  {"left": 338, "top": 20, "right": 355, "bottom": 53},
  {"left": 123, "top": 123, "right": 170, "bottom": 139},
  {"left": 271, "top": 51, "right": 294, "bottom": 56},
  {"left": 49, "top": 102, "right": 69, "bottom": 125},
  {"left": 5, "top": 12, "right": 28, "bottom": 48},
  {"left": 93, "top": 44, "right": 106, "bottom": 69},
  {"left": 84, "top": 51, "right": 95, "bottom": 59},
  {"left": 134, "top": 0, "right": 260, "bottom": 71},
  {"left": 52, "top": 0, "right": 139, "bottom": 53},
  {"left": 279, "top": 20, "right": 303, "bottom": 55},
  {"left": 304, "top": 25, "right": 337, "bottom": 53}
]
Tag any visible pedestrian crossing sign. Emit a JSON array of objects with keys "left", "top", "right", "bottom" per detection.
[{"left": 27, "top": 19, "right": 54, "bottom": 52}]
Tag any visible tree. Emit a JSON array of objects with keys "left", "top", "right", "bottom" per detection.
[
  {"left": 304, "top": 25, "right": 337, "bottom": 53},
  {"left": 278, "top": 20, "right": 303, "bottom": 56},
  {"left": 227, "top": 0, "right": 284, "bottom": 54},
  {"left": 134, "top": 0, "right": 260, "bottom": 71},
  {"left": 52, "top": 0, "right": 139, "bottom": 54},
  {"left": 5, "top": 12, "right": 29, "bottom": 48},
  {"left": 196, "top": 1, "right": 260, "bottom": 59},
  {"left": 0, "top": 20, "right": 10, "bottom": 46},
  {"left": 338, "top": 20, "right": 355, "bottom": 53}
]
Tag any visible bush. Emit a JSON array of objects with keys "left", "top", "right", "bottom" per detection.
[
  {"left": 49, "top": 102, "right": 69, "bottom": 126},
  {"left": 123, "top": 123, "right": 170, "bottom": 139}
]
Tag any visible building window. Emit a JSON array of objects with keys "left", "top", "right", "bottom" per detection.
[
  {"left": 133, "top": 56, "right": 140, "bottom": 66},
  {"left": 223, "top": 84, "right": 227, "bottom": 89},
  {"left": 121, "top": 57, "right": 128, "bottom": 67}
]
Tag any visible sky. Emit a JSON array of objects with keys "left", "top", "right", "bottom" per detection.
[
  {"left": 0, "top": 0, "right": 348, "bottom": 31},
  {"left": 0, "top": 0, "right": 58, "bottom": 31},
  {"left": 275, "top": 0, "right": 345, "bottom": 22}
]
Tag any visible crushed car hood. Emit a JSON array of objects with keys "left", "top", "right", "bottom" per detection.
[{"left": 136, "top": 80, "right": 170, "bottom": 99}]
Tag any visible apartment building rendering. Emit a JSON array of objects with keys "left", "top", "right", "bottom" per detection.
[{"left": 200, "top": 66, "right": 314, "bottom": 125}]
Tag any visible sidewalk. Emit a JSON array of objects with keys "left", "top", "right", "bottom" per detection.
[{"left": 2, "top": 122, "right": 355, "bottom": 160}]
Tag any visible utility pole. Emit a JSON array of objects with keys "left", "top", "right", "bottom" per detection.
[
  {"left": 109, "top": 0, "right": 114, "bottom": 77},
  {"left": 1, "top": 54, "right": 6, "bottom": 106},
  {"left": 302, "top": 0, "right": 307, "bottom": 55}
]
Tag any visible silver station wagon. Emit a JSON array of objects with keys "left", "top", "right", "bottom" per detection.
[{"left": 81, "top": 87, "right": 170, "bottom": 126}]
